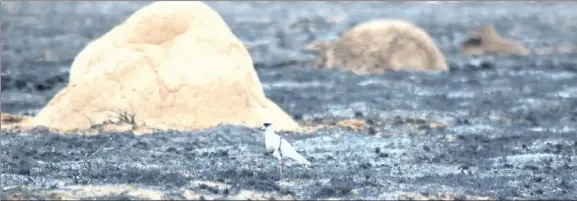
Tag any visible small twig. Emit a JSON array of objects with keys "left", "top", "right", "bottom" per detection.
[
  {"left": 73, "top": 109, "right": 96, "bottom": 128},
  {"left": 28, "top": 176, "right": 36, "bottom": 185},
  {"left": 2, "top": 185, "right": 18, "bottom": 191},
  {"left": 128, "top": 102, "right": 136, "bottom": 126},
  {"left": 396, "top": 163, "right": 403, "bottom": 175},
  {"left": 95, "top": 107, "right": 138, "bottom": 127},
  {"left": 86, "top": 138, "right": 111, "bottom": 159}
]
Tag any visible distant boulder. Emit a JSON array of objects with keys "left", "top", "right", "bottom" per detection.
[
  {"left": 461, "top": 24, "right": 529, "bottom": 56},
  {"left": 30, "top": 1, "right": 300, "bottom": 132},
  {"left": 305, "top": 19, "right": 449, "bottom": 74}
]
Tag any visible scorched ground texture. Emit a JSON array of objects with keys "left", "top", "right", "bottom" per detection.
[{"left": 2, "top": 1, "right": 577, "bottom": 200}]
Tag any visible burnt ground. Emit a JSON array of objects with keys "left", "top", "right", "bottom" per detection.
[{"left": 2, "top": 1, "right": 577, "bottom": 200}]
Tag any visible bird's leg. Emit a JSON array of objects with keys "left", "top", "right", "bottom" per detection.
[
  {"left": 279, "top": 158, "right": 284, "bottom": 180},
  {"left": 278, "top": 137, "right": 284, "bottom": 180}
]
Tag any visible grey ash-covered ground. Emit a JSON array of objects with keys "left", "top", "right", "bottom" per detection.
[{"left": 2, "top": 1, "right": 577, "bottom": 200}]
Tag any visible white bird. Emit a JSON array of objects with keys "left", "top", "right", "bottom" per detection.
[{"left": 261, "top": 122, "right": 311, "bottom": 179}]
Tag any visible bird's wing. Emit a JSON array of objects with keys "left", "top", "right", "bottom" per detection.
[
  {"left": 280, "top": 138, "right": 297, "bottom": 154},
  {"left": 280, "top": 138, "right": 311, "bottom": 166}
]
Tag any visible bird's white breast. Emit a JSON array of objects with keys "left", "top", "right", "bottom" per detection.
[{"left": 265, "top": 130, "right": 281, "bottom": 152}]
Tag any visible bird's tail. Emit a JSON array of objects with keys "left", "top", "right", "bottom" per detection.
[{"left": 292, "top": 153, "right": 312, "bottom": 167}]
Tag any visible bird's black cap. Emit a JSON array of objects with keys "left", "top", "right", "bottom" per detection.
[{"left": 263, "top": 123, "right": 272, "bottom": 127}]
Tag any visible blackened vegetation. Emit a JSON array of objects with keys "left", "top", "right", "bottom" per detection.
[{"left": 2, "top": 124, "right": 576, "bottom": 199}]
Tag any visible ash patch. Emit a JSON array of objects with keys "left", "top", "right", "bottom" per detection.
[{"left": 2, "top": 122, "right": 577, "bottom": 199}]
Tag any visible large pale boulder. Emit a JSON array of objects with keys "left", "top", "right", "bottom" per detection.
[
  {"left": 461, "top": 24, "right": 529, "bottom": 56},
  {"left": 30, "top": 1, "right": 299, "bottom": 132},
  {"left": 305, "top": 19, "right": 448, "bottom": 74}
]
